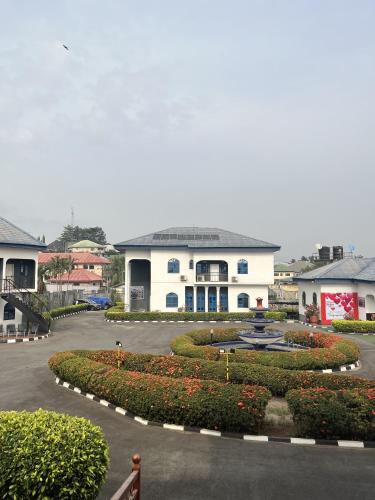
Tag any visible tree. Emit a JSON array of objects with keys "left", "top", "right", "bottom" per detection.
[
  {"left": 47, "top": 256, "right": 75, "bottom": 303},
  {"left": 105, "top": 255, "right": 124, "bottom": 286},
  {"left": 58, "top": 225, "right": 107, "bottom": 245}
]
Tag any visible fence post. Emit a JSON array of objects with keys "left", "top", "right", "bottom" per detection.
[{"left": 132, "top": 454, "right": 141, "bottom": 499}]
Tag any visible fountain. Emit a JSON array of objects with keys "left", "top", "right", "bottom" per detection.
[{"left": 237, "top": 297, "right": 284, "bottom": 349}]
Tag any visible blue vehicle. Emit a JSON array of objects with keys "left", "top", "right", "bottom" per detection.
[{"left": 87, "top": 295, "right": 113, "bottom": 310}]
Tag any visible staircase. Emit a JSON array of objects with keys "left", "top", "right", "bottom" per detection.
[{"left": 1, "top": 278, "right": 50, "bottom": 333}]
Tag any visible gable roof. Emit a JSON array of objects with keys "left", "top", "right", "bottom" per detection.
[
  {"left": 295, "top": 258, "right": 375, "bottom": 283},
  {"left": 68, "top": 240, "right": 105, "bottom": 249},
  {"left": 115, "top": 227, "right": 280, "bottom": 251},
  {"left": 38, "top": 252, "right": 110, "bottom": 265},
  {"left": 48, "top": 269, "right": 103, "bottom": 283},
  {"left": 274, "top": 264, "right": 291, "bottom": 272},
  {"left": 0, "top": 216, "right": 46, "bottom": 250}
]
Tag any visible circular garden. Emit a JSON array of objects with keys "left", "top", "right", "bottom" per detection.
[{"left": 49, "top": 327, "right": 375, "bottom": 441}]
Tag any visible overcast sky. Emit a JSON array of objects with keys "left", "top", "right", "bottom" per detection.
[{"left": 1, "top": 1, "right": 374, "bottom": 260}]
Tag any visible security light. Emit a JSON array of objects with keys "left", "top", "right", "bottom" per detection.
[{"left": 116, "top": 341, "right": 122, "bottom": 347}]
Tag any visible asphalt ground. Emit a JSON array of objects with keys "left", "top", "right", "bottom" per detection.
[{"left": 0, "top": 312, "right": 374, "bottom": 500}]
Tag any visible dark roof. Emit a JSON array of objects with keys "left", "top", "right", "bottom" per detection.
[
  {"left": 115, "top": 227, "right": 280, "bottom": 251},
  {"left": 295, "top": 258, "right": 375, "bottom": 283},
  {"left": 0, "top": 217, "right": 47, "bottom": 250}
]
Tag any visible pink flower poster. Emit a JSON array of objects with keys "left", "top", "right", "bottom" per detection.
[{"left": 321, "top": 292, "right": 358, "bottom": 324}]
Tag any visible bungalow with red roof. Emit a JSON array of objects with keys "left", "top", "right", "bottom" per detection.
[
  {"left": 46, "top": 269, "right": 103, "bottom": 292},
  {"left": 39, "top": 252, "right": 110, "bottom": 277}
]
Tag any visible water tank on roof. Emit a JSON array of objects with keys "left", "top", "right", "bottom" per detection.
[
  {"left": 318, "top": 246, "right": 330, "bottom": 261},
  {"left": 333, "top": 246, "right": 344, "bottom": 260}
]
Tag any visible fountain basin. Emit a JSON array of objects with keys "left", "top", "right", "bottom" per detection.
[{"left": 238, "top": 330, "right": 284, "bottom": 346}]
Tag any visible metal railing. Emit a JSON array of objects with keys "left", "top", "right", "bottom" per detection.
[
  {"left": 111, "top": 455, "right": 141, "bottom": 500},
  {"left": 0, "top": 278, "right": 49, "bottom": 313},
  {"left": 196, "top": 273, "right": 228, "bottom": 282}
]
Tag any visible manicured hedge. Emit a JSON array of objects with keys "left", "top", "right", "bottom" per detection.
[
  {"left": 332, "top": 320, "right": 375, "bottom": 333},
  {"left": 0, "top": 409, "right": 108, "bottom": 499},
  {"left": 170, "top": 328, "right": 359, "bottom": 370},
  {"left": 105, "top": 311, "right": 287, "bottom": 321},
  {"left": 43, "top": 303, "right": 89, "bottom": 320},
  {"left": 74, "top": 349, "right": 375, "bottom": 397},
  {"left": 286, "top": 388, "right": 375, "bottom": 440},
  {"left": 49, "top": 352, "right": 271, "bottom": 433}
]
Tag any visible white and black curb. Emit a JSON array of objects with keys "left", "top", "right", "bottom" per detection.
[
  {"left": 309, "top": 360, "right": 360, "bottom": 374},
  {"left": 51, "top": 310, "right": 89, "bottom": 321},
  {"left": 105, "top": 319, "right": 245, "bottom": 324},
  {"left": 0, "top": 334, "right": 50, "bottom": 344},
  {"left": 55, "top": 377, "right": 375, "bottom": 450}
]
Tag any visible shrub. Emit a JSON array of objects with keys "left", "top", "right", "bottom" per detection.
[
  {"left": 286, "top": 388, "right": 375, "bottom": 440},
  {"left": 49, "top": 352, "right": 271, "bottom": 433},
  {"left": 332, "top": 320, "right": 375, "bottom": 333},
  {"left": 74, "top": 349, "right": 375, "bottom": 397},
  {"left": 43, "top": 303, "right": 89, "bottom": 320},
  {"left": 104, "top": 311, "right": 287, "bottom": 321},
  {"left": 171, "top": 329, "right": 359, "bottom": 370},
  {"left": 0, "top": 409, "right": 109, "bottom": 499}
]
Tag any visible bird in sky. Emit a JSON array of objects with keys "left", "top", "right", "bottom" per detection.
[{"left": 62, "top": 44, "right": 69, "bottom": 50}]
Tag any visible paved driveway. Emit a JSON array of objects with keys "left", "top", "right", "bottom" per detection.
[{"left": 0, "top": 313, "right": 374, "bottom": 500}]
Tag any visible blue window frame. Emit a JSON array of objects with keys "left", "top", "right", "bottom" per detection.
[
  {"left": 168, "top": 259, "right": 180, "bottom": 273},
  {"left": 189, "top": 259, "right": 194, "bottom": 270},
  {"left": 237, "top": 293, "right": 249, "bottom": 308},
  {"left": 4, "top": 303, "right": 15, "bottom": 320},
  {"left": 166, "top": 293, "right": 178, "bottom": 308},
  {"left": 237, "top": 259, "right": 248, "bottom": 274}
]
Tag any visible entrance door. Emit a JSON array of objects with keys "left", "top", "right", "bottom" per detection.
[
  {"left": 208, "top": 288, "right": 217, "bottom": 312},
  {"left": 185, "top": 287, "right": 193, "bottom": 312},
  {"left": 220, "top": 288, "right": 228, "bottom": 312},
  {"left": 197, "top": 287, "right": 205, "bottom": 312}
]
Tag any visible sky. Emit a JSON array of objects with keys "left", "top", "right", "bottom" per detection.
[{"left": 1, "top": 1, "right": 374, "bottom": 260}]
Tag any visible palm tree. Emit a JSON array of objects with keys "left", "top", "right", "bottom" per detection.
[{"left": 47, "top": 256, "right": 75, "bottom": 305}]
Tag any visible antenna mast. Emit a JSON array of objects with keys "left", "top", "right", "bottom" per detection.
[{"left": 71, "top": 207, "right": 75, "bottom": 227}]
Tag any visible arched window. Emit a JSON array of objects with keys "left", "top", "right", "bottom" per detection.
[
  {"left": 4, "top": 303, "right": 15, "bottom": 321},
  {"left": 237, "top": 259, "right": 248, "bottom": 274},
  {"left": 302, "top": 291, "right": 306, "bottom": 307},
  {"left": 166, "top": 293, "right": 178, "bottom": 308},
  {"left": 237, "top": 293, "right": 249, "bottom": 308},
  {"left": 189, "top": 259, "right": 194, "bottom": 270},
  {"left": 168, "top": 259, "right": 180, "bottom": 273},
  {"left": 313, "top": 292, "right": 317, "bottom": 306}
]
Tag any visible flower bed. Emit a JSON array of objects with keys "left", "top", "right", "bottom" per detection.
[
  {"left": 0, "top": 409, "right": 108, "bottom": 499},
  {"left": 74, "top": 349, "right": 375, "bottom": 397},
  {"left": 286, "top": 388, "right": 375, "bottom": 440},
  {"left": 332, "top": 320, "right": 375, "bottom": 333},
  {"left": 104, "top": 311, "right": 287, "bottom": 321},
  {"left": 49, "top": 352, "right": 271, "bottom": 433},
  {"left": 170, "top": 328, "right": 359, "bottom": 370}
]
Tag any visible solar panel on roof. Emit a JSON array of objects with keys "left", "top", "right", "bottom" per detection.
[{"left": 152, "top": 233, "right": 220, "bottom": 241}]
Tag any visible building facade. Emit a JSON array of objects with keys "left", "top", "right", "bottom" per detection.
[
  {"left": 115, "top": 227, "right": 280, "bottom": 313},
  {"left": 68, "top": 240, "right": 106, "bottom": 255},
  {"left": 39, "top": 252, "right": 110, "bottom": 277},
  {"left": 0, "top": 217, "right": 46, "bottom": 331},
  {"left": 295, "top": 258, "right": 375, "bottom": 323}
]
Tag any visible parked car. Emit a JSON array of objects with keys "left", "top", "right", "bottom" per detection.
[
  {"left": 74, "top": 299, "right": 101, "bottom": 311},
  {"left": 87, "top": 295, "right": 113, "bottom": 310}
]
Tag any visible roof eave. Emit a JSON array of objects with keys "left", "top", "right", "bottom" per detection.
[
  {"left": 0, "top": 241, "right": 47, "bottom": 251},
  {"left": 115, "top": 243, "right": 280, "bottom": 251}
]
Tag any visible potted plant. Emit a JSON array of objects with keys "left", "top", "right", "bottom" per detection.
[{"left": 305, "top": 303, "right": 320, "bottom": 324}]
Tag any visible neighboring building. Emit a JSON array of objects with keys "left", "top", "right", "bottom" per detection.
[
  {"left": 68, "top": 240, "right": 106, "bottom": 255},
  {"left": 39, "top": 252, "right": 110, "bottom": 277},
  {"left": 271, "top": 261, "right": 314, "bottom": 301},
  {"left": 295, "top": 258, "right": 375, "bottom": 324},
  {"left": 115, "top": 227, "right": 280, "bottom": 312},
  {"left": 46, "top": 269, "right": 103, "bottom": 293},
  {"left": 0, "top": 217, "right": 48, "bottom": 332}
]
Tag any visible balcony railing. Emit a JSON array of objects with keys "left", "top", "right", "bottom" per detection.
[{"left": 196, "top": 273, "right": 228, "bottom": 282}]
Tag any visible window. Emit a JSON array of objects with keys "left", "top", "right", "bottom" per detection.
[
  {"left": 73, "top": 282, "right": 80, "bottom": 286},
  {"left": 237, "top": 259, "right": 248, "bottom": 274},
  {"left": 166, "top": 292, "right": 178, "bottom": 307},
  {"left": 89, "top": 265, "right": 94, "bottom": 269},
  {"left": 189, "top": 259, "right": 194, "bottom": 270},
  {"left": 313, "top": 292, "right": 317, "bottom": 306},
  {"left": 237, "top": 293, "right": 249, "bottom": 308},
  {"left": 4, "top": 303, "right": 15, "bottom": 321},
  {"left": 168, "top": 258, "right": 180, "bottom": 273},
  {"left": 274, "top": 272, "right": 279, "bottom": 276},
  {"left": 83, "top": 264, "right": 88, "bottom": 269},
  {"left": 285, "top": 273, "right": 291, "bottom": 276},
  {"left": 302, "top": 291, "right": 306, "bottom": 307}
]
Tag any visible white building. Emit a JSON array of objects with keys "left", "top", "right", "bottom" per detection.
[
  {"left": 115, "top": 227, "right": 280, "bottom": 313},
  {"left": 295, "top": 258, "right": 375, "bottom": 324},
  {"left": 0, "top": 217, "right": 47, "bottom": 333}
]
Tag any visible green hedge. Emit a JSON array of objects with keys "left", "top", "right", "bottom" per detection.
[
  {"left": 0, "top": 409, "right": 108, "bottom": 499},
  {"left": 74, "top": 349, "right": 375, "bottom": 397},
  {"left": 332, "top": 320, "right": 375, "bottom": 333},
  {"left": 49, "top": 352, "right": 271, "bottom": 433},
  {"left": 43, "top": 303, "right": 89, "bottom": 320},
  {"left": 170, "top": 328, "right": 359, "bottom": 370},
  {"left": 286, "top": 388, "right": 375, "bottom": 440},
  {"left": 105, "top": 311, "right": 287, "bottom": 321}
]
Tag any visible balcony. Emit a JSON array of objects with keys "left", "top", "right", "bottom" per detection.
[{"left": 196, "top": 272, "right": 228, "bottom": 282}]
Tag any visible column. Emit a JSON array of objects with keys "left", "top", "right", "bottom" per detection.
[
  {"left": 204, "top": 286, "right": 209, "bottom": 313},
  {"left": 216, "top": 286, "right": 220, "bottom": 312},
  {"left": 193, "top": 287, "right": 197, "bottom": 313}
]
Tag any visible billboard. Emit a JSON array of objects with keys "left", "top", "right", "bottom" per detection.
[{"left": 321, "top": 292, "right": 359, "bottom": 324}]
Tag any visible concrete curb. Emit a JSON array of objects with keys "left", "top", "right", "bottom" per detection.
[
  {"left": 55, "top": 377, "right": 375, "bottom": 450},
  {"left": 0, "top": 334, "right": 50, "bottom": 344},
  {"left": 51, "top": 310, "right": 89, "bottom": 321},
  {"left": 105, "top": 319, "right": 245, "bottom": 324}
]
